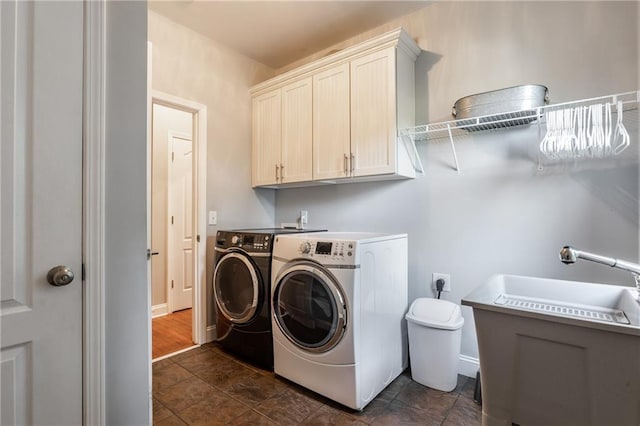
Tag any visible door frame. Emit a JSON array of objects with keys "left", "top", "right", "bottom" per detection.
[
  {"left": 152, "top": 91, "right": 208, "bottom": 347},
  {"left": 165, "top": 130, "right": 195, "bottom": 314},
  {"left": 85, "top": 1, "right": 152, "bottom": 423},
  {"left": 84, "top": 1, "right": 107, "bottom": 424},
  {"left": 83, "top": 4, "right": 207, "bottom": 423}
]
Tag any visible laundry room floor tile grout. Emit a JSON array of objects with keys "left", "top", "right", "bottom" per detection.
[{"left": 152, "top": 342, "right": 481, "bottom": 425}]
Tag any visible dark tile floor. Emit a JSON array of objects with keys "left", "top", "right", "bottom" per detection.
[{"left": 153, "top": 343, "right": 482, "bottom": 425}]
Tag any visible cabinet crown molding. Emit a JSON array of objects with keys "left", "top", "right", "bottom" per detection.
[{"left": 250, "top": 27, "right": 420, "bottom": 96}]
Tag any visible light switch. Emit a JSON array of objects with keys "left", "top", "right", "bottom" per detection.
[{"left": 208, "top": 210, "right": 217, "bottom": 225}]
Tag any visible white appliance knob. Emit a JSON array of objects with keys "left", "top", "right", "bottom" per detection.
[
  {"left": 231, "top": 235, "right": 239, "bottom": 245},
  {"left": 299, "top": 241, "right": 312, "bottom": 254}
]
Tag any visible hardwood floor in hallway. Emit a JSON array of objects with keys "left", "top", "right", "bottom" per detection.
[{"left": 152, "top": 308, "right": 194, "bottom": 359}]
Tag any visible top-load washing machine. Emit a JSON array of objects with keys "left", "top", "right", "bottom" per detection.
[
  {"left": 270, "top": 232, "right": 409, "bottom": 409},
  {"left": 213, "top": 228, "right": 324, "bottom": 368}
]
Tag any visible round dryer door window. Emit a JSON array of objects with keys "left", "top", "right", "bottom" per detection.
[
  {"left": 214, "top": 251, "right": 260, "bottom": 323},
  {"left": 272, "top": 262, "right": 346, "bottom": 353}
]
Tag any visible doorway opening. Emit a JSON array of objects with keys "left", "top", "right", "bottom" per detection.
[{"left": 150, "top": 92, "right": 207, "bottom": 359}]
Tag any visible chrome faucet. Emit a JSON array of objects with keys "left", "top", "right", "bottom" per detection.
[{"left": 560, "top": 245, "right": 640, "bottom": 295}]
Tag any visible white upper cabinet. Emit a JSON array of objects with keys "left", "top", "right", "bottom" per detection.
[
  {"left": 313, "top": 62, "right": 351, "bottom": 180},
  {"left": 350, "top": 47, "right": 397, "bottom": 177},
  {"left": 251, "top": 28, "right": 420, "bottom": 188},
  {"left": 252, "top": 89, "right": 282, "bottom": 186},
  {"left": 251, "top": 78, "right": 313, "bottom": 187},
  {"left": 281, "top": 77, "right": 313, "bottom": 183}
]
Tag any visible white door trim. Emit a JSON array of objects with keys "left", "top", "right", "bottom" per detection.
[
  {"left": 152, "top": 90, "right": 208, "bottom": 345},
  {"left": 83, "top": 1, "right": 106, "bottom": 424},
  {"left": 146, "top": 40, "right": 154, "bottom": 422}
]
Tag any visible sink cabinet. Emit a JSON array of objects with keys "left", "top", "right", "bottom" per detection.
[{"left": 251, "top": 28, "right": 420, "bottom": 188}]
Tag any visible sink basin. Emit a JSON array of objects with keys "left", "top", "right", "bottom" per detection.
[
  {"left": 462, "top": 273, "right": 640, "bottom": 335},
  {"left": 462, "top": 274, "right": 640, "bottom": 426}
]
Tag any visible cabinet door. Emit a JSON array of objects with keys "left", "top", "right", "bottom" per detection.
[
  {"left": 350, "top": 47, "right": 397, "bottom": 177},
  {"left": 281, "top": 77, "right": 313, "bottom": 183},
  {"left": 313, "top": 63, "right": 351, "bottom": 180},
  {"left": 252, "top": 89, "right": 281, "bottom": 186}
]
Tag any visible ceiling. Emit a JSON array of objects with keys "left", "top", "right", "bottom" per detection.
[{"left": 148, "top": 1, "right": 430, "bottom": 69}]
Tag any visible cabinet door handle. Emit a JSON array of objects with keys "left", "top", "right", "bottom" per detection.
[
  {"left": 280, "top": 163, "right": 284, "bottom": 181},
  {"left": 275, "top": 164, "right": 280, "bottom": 182},
  {"left": 350, "top": 153, "right": 355, "bottom": 173},
  {"left": 344, "top": 154, "right": 349, "bottom": 175}
]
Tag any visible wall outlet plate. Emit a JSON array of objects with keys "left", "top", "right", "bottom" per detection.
[
  {"left": 432, "top": 272, "right": 451, "bottom": 292},
  {"left": 300, "top": 210, "right": 308, "bottom": 224}
]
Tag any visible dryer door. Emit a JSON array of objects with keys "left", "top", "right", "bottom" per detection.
[
  {"left": 272, "top": 261, "right": 347, "bottom": 353},
  {"left": 214, "top": 250, "right": 261, "bottom": 323}
]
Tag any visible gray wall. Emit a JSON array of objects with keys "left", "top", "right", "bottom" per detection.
[
  {"left": 274, "top": 2, "right": 639, "bottom": 360},
  {"left": 148, "top": 10, "right": 276, "bottom": 233},
  {"left": 106, "top": 2, "right": 150, "bottom": 424}
]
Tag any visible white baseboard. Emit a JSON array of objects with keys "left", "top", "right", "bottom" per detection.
[
  {"left": 205, "top": 325, "right": 216, "bottom": 343},
  {"left": 458, "top": 354, "right": 480, "bottom": 378},
  {"left": 152, "top": 303, "right": 168, "bottom": 318}
]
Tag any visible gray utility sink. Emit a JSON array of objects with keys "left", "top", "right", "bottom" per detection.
[
  {"left": 462, "top": 274, "right": 640, "bottom": 426},
  {"left": 463, "top": 273, "right": 640, "bottom": 335}
]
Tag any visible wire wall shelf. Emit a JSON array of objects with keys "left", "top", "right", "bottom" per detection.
[{"left": 400, "top": 90, "right": 639, "bottom": 174}]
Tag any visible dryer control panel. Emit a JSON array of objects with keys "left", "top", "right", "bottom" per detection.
[
  {"left": 216, "top": 231, "right": 272, "bottom": 253},
  {"left": 217, "top": 229, "right": 328, "bottom": 254}
]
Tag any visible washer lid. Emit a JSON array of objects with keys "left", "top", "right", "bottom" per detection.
[{"left": 405, "top": 298, "right": 464, "bottom": 330}]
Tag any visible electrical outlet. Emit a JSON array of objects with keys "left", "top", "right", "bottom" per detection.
[
  {"left": 432, "top": 272, "right": 451, "bottom": 292},
  {"left": 300, "top": 210, "right": 308, "bottom": 225},
  {"left": 208, "top": 210, "right": 217, "bottom": 225}
]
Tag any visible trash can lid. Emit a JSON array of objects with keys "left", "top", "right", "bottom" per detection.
[{"left": 405, "top": 298, "right": 464, "bottom": 330}]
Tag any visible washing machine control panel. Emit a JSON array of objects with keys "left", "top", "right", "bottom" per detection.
[
  {"left": 299, "top": 241, "right": 312, "bottom": 254},
  {"left": 295, "top": 240, "right": 355, "bottom": 263}
]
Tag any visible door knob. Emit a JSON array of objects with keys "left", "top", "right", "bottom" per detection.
[{"left": 47, "top": 265, "right": 75, "bottom": 286}]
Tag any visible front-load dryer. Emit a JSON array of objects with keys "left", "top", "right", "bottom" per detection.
[
  {"left": 213, "top": 228, "right": 325, "bottom": 368},
  {"left": 271, "top": 232, "right": 409, "bottom": 409}
]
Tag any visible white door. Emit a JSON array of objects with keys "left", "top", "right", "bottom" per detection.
[
  {"left": 168, "top": 134, "right": 193, "bottom": 312},
  {"left": 1, "top": 1, "right": 83, "bottom": 425}
]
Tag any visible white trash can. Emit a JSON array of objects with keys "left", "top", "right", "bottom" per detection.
[{"left": 405, "top": 298, "right": 464, "bottom": 392}]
